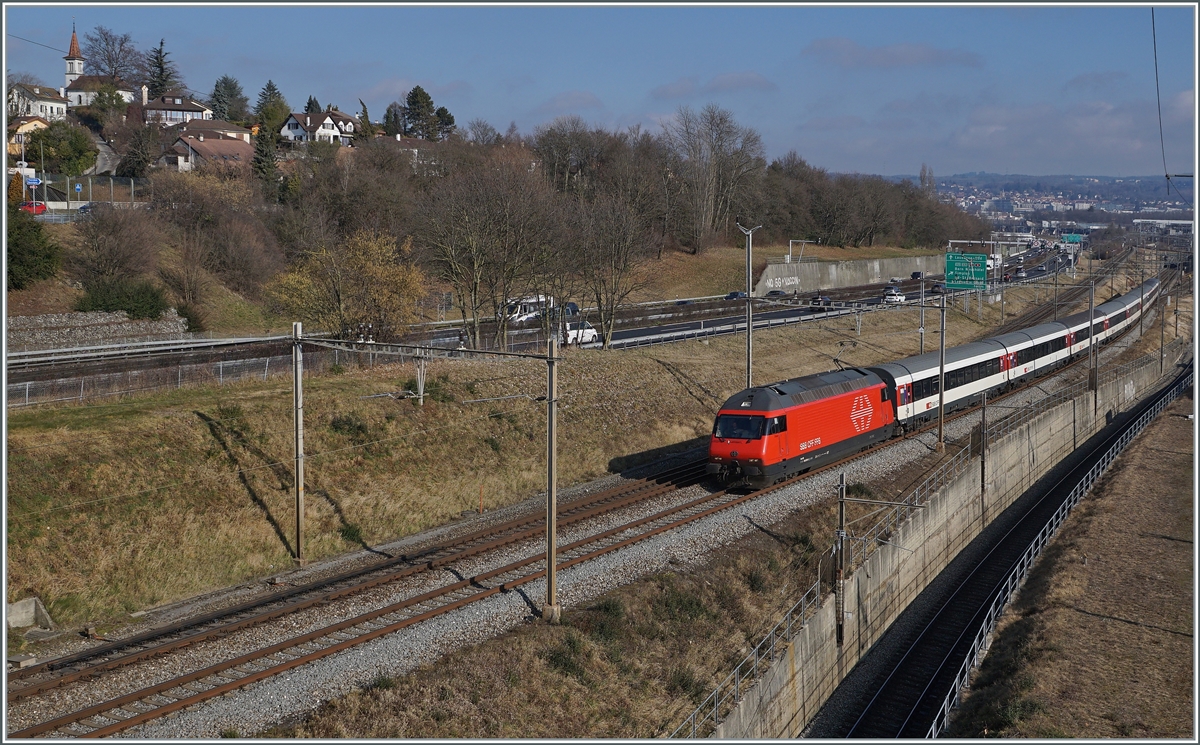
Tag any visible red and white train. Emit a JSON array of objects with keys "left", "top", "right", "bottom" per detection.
[{"left": 708, "top": 278, "right": 1159, "bottom": 487}]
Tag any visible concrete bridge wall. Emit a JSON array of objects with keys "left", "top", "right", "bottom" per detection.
[{"left": 755, "top": 255, "right": 946, "bottom": 296}]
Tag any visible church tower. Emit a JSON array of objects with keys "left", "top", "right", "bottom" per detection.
[{"left": 64, "top": 24, "right": 84, "bottom": 88}]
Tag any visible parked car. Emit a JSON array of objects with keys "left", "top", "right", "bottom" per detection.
[
  {"left": 883, "top": 288, "right": 906, "bottom": 303},
  {"left": 888, "top": 276, "right": 904, "bottom": 284},
  {"left": 675, "top": 299, "right": 694, "bottom": 306},
  {"left": 810, "top": 295, "right": 832, "bottom": 307},
  {"left": 18, "top": 201, "right": 46, "bottom": 215},
  {"left": 765, "top": 290, "right": 788, "bottom": 298},
  {"left": 930, "top": 283, "right": 946, "bottom": 294},
  {"left": 77, "top": 202, "right": 94, "bottom": 214},
  {"left": 725, "top": 291, "right": 748, "bottom": 300},
  {"left": 565, "top": 321, "right": 598, "bottom": 345},
  {"left": 910, "top": 271, "right": 925, "bottom": 280}
]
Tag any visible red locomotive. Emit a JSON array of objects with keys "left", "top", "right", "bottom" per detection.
[{"left": 707, "top": 367, "right": 896, "bottom": 488}]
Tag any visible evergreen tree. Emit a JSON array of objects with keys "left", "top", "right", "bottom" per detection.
[
  {"left": 383, "top": 101, "right": 406, "bottom": 137},
  {"left": 209, "top": 75, "right": 249, "bottom": 122},
  {"left": 115, "top": 125, "right": 160, "bottom": 178},
  {"left": 435, "top": 106, "right": 456, "bottom": 141},
  {"left": 7, "top": 204, "right": 62, "bottom": 290},
  {"left": 144, "top": 39, "right": 183, "bottom": 98},
  {"left": 357, "top": 99, "right": 376, "bottom": 138},
  {"left": 252, "top": 132, "right": 278, "bottom": 184},
  {"left": 305, "top": 95, "right": 322, "bottom": 114},
  {"left": 404, "top": 85, "right": 437, "bottom": 140},
  {"left": 254, "top": 80, "right": 290, "bottom": 137}
]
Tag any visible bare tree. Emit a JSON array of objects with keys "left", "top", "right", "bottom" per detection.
[
  {"left": 661, "top": 104, "right": 764, "bottom": 253},
  {"left": 73, "top": 204, "right": 160, "bottom": 283},
  {"left": 465, "top": 118, "right": 500, "bottom": 146},
  {"left": 82, "top": 26, "right": 145, "bottom": 82},
  {"left": 577, "top": 194, "right": 652, "bottom": 348}
]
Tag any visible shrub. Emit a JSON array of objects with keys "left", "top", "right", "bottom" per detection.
[
  {"left": 176, "top": 303, "right": 206, "bottom": 332},
  {"left": 75, "top": 278, "right": 168, "bottom": 319},
  {"left": 6, "top": 205, "right": 61, "bottom": 290}
]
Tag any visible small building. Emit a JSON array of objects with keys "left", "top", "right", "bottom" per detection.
[
  {"left": 6, "top": 84, "right": 68, "bottom": 122},
  {"left": 280, "top": 111, "right": 361, "bottom": 146},
  {"left": 165, "top": 119, "right": 252, "bottom": 143},
  {"left": 156, "top": 133, "right": 253, "bottom": 172},
  {"left": 142, "top": 89, "right": 214, "bottom": 127},
  {"left": 7, "top": 116, "right": 50, "bottom": 157}
]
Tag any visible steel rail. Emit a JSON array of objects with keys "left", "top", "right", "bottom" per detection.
[{"left": 6, "top": 460, "right": 706, "bottom": 701}]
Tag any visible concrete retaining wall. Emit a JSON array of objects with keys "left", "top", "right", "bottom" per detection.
[
  {"left": 755, "top": 255, "right": 945, "bottom": 296},
  {"left": 715, "top": 347, "right": 1187, "bottom": 738}
]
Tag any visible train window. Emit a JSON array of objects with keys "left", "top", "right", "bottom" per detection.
[
  {"left": 714, "top": 414, "right": 765, "bottom": 440},
  {"left": 766, "top": 415, "right": 788, "bottom": 435}
]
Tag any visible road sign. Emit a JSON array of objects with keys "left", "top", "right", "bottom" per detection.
[
  {"left": 75, "top": 183, "right": 82, "bottom": 193},
  {"left": 945, "top": 253, "right": 987, "bottom": 290},
  {"left": 1063, "top": 233, "right": 1081, "bottom": 243},
  {"left": 25, "top": 177, "right": 41, "bottom": 187}
]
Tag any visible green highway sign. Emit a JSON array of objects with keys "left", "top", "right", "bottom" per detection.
[
  {"left": 1064, "top": 233, "right": 1082, "bottom": 243},
  {"left": 945, "top": 252, "right": 987, "bottom": 289}
]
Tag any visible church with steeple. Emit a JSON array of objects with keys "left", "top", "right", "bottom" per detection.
[{"left": 60, "top": 24, "right": 138, "bottom": 109}]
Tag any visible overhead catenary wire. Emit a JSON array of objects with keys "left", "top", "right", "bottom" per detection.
[{"left": 1150, "top": 8, "right": 1172, "bottom": 197}]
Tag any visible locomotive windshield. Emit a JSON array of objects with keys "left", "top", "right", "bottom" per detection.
[{"left": 714, "top": 414, "right": 765, "bottom": 440}]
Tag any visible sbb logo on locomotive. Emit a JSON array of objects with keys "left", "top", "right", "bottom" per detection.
[{"left": 850, "top": 394, "right": 873, "bottom": 433}]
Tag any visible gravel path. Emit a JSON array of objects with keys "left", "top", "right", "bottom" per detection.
[{"left": 10, "top": 323, "right": 1158, "bottom": 739}]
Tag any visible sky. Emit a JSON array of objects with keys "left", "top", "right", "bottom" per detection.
[{"left": 4, "top": 3, "right": 1196, "bottom": 178}]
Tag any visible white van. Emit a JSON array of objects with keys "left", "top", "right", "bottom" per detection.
[{"left": 505, "top": 295, "right": 553, "bottom": 323}]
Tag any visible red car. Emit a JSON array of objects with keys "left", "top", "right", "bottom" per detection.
[{"left": 19, "top": 201, "right": 47, "bottom": 215}]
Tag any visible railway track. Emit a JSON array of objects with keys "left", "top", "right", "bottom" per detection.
[
  {"left": 843, "top": 361, "right": 1192, "bottom": 738},
  {"left": 3, "top": 349, "right": 1090, "bottom": 739},
  {"left": 6, "top": 458, "right": 706, "bottom": 704},
  {"left": 8, "top": 267, "right": 1167, "bottom": 738}
]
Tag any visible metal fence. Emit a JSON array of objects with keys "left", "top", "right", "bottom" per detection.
[
  {"left": 2, "top": 346, "right": 419, "bottom": 408},
  {"left": 927, "top": 366, "right": 1194, "bottom": 738},
  {"left": 669, "top": 578, "right": 823, "bottom": 739}
]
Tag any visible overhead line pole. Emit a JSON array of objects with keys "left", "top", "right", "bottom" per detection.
[
  {"left": 737, "top": 220, "right": 762, "bottom": 389},
  {"left": 937, "top": 291, "right": 947, "bottom": 452},
  {"left": 292, "top": 322, "right": 305, "bottom": 565},
  {"left": 543, "top": 335, "right": 561, "bottom": 623}
]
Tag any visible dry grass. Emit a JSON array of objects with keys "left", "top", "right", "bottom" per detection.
[
  {"left": 2, "top": 258, "right": 1128, "bottom": 636},
  {"left": 630, "top": 243, "right": 943, "bottom": 302},
  {"left": 268, "top": 500, "right": 838, "bottom": 739},
  {"left": 948, "top": 396, "right": 1194, "bottom": 738}
]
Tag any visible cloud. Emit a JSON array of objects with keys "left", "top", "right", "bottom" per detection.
[
  {"left": 801, "top": 37, "right": 983, "bottom": 69},
  {"left": 880, "top": 93, "right": 965, "bottom": 117},
  {"left": 430, "top": 80, "right": 471, "bottom": 99},
  {"left": 800, "top": 115, "right": 864, "bottom": 131},
  {"left": 702, "top": 71, "right": 777, "bottom": 93},
  {"left": 534, "top": 90, "right": 603, "bottom": 116},
  {"left": 651, "top": 71, "right": 776, "bottom": 100},
  {"left": 1063, "top": 71, "right": 1127, "bottom": 93},
  {"left": 651, "top": 76, "right": 698, "bottom": 100}
]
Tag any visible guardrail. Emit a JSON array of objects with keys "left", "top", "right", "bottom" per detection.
[
  {"left": 668, "top": 578, "right": 822, "bottom": 739},
  {"left": 926, "top": 364, "right": 1194, "bottom": 738}
]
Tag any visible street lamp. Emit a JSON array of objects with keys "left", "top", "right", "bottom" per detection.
[{"left": 737, "top": 219, "right": 762, "bottom": 389}]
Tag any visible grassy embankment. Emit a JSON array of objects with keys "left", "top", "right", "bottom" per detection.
[
  {"left": 946, "top": 395, "right": 1193, "bottom": 738},
  {"left": 7, "top": 255, "right": 1119, "bottom": 640}
]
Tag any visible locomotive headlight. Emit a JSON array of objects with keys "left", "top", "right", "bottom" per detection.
[
  {"left": 712, "top": 457, "right": 724, "bottom": 462},
  {"left": 748, "top": 458, "right": 762, "bottom": 464}
]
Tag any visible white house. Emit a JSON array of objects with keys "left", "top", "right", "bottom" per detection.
[
  {"left": 280, "top": 111, "right": 361, "bottom": 146},
  {"left": 142, "top": 89, "right": 214, "bottom": 126},
  {"left": 6, "top": 84, "right": 68, "bottom": 122}
]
